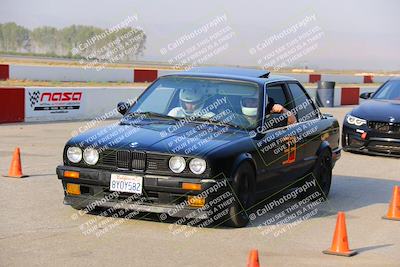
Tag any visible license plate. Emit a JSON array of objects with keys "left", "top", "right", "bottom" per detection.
[{"left": 110, "top": 174, "right": 143, "bottom": 194}]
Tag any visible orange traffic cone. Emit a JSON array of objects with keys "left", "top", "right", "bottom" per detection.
[
  {"left": 323, "top": 211, "right": 357, "bottom": 257},
  {"left": 247, "top": 249, "right": 260, "bottom": 267},
  {"left": 382, "top": 186, "right": 400, "bottom": 221},
  {"left": 3, "top": 147, "right": 28, "bottom": 178}
]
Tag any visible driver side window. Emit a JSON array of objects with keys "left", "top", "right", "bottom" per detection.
[{"left": 266, "top": 84, "right": 290, "bottom": 114}]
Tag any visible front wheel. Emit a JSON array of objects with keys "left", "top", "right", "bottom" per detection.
[
  {"left": 70, "top": 204, "right": 85, "bottom": 210},
  {"left": 313, "top": 149, "right": 332, "bottom": 199},
  {"left": 224, "top": 162, "right": 255, "bottom": 228}
]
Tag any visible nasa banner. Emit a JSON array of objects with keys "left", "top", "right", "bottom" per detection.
[
  {"left": 24, "top": 87, "right": 144, "bottom": 122},
  {"left": 25, "top": 87, "right": 85, "bottom": 121}
]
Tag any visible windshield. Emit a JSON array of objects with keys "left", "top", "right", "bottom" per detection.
[
  {"left": 373, "top": 80, "right": 400, "bottom": 100},
  {"left": 127, "top": 76, "right": 262, "bottom": 129}
]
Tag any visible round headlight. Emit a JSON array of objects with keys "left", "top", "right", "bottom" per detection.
[
  {"left": 169, "top": 156, "right": 186, "bottom": 173},
  {"left": 83, "top": 148, "right": 99, "bottom": 165},
  {"left": 189, "top": 158, "right": 207, "bottom": 174},
  {"left": 67, "top": 147, "right": 82, "bottom": 163}
]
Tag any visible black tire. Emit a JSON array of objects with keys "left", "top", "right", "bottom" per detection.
[
  {"left": 312, "top": 149, "right": 332, "bottom": 199},
  {"left": 224, "top": 162, "right": 255, "bottom": 228},
  {"left": 71, "top": 204, "right": 85, "bottom": 210}
]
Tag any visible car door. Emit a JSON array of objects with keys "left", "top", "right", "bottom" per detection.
[
  {"left": 255, "top": 82, "right": 301, "bottom": 194},
  {"left": 286, "top": 81, "right": 322, "bottom": 177}
]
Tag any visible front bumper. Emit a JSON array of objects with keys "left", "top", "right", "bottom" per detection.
[
  {"left": 342, "top": 124, "right": 400, "bottom": 157},
  {"left": 56, "top": 165, "right": 229, "bottom": 219}
]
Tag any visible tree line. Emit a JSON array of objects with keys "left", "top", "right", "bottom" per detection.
[{"left": 0, "top": 22, "right": 146, "bottom": 61}]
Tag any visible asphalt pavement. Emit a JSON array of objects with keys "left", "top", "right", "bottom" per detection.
[{"left": 0, "top": 107, "right": 399, "bottom": 267}]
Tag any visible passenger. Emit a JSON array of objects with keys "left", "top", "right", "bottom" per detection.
[{"left": 240, "top": 95, "right": 297, "bottom": 126}]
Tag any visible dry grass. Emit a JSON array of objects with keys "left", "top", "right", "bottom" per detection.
[
  {"left": 0, "top": 79, "right": 380, "bottom": 88},
  {"left": 0, "top": 79, "right": 148, "bottom": 88},
  {"left": 1, "top": 56, "right": 399, "bottom": 76},
  {"left": 0, "top": 57, "right": 175, "bottom": 70}
]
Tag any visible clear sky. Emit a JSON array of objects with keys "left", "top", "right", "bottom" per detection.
[{"left": 1, "top": 0, "right": 399, "bottom": 71}]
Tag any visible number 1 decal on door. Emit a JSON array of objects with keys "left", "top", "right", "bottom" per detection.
[{"left": 282, "top": 136, "right": 297, "bottom": 165}]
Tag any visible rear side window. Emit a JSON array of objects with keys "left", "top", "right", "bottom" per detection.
[{"left": 288, "top": 83, "right": 318, "bottom": 121}]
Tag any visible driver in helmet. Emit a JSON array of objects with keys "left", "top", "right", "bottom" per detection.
[
  {"left": 240, "top": 96, "right": 259, "bottom": 127},
  {"left": 168, "top": 87, "right": 215, "bottom": 118},
  {"left": 241, "top": 96, "right": 296, "bottom": 126}
]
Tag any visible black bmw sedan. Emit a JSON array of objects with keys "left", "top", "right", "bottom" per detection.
[
  {"left": 57, "top": 67, "right": 341, "bottom": 227},
  {"left": 343, "top": 78, "right": 400, "bottom": 157}
]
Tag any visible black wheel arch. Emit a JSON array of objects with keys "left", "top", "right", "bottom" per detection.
[
  {"left": 316, "top": 140, "right": 332, "bottom": 157},
  {"left": 229, "top": 153, "right": 257, "bottom": 182}
]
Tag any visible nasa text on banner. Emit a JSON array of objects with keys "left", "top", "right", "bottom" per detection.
[{"left": 25, "top": 87, "right": 85, "bottom": 122}]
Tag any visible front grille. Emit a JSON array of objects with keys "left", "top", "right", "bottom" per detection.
[
  {"left": 117, "top": 150, "right": 131, "bottom": 169},
  {"left": 369, "top": 121, "right": 400, "bottom": 133},
  {"left": 132, "top": 151, "right": 146, "bottom": 170},
  {"left": 146, "top": 153, "right": 210, "bottom": 177},
  {"left": 100, "top": 150, "right": 116, "bottom": 167},
  {"left": 66, "top": 147, "right": 208, "bottom": 177},
  {"left": 368, "top": 141, "right": 400, "bottom": 153},
  {"left": 116, "top": 150, "right": 146, "bottom": 170},
  {"left": 147, "top": 153, "right": 169, "bottom": 172}
]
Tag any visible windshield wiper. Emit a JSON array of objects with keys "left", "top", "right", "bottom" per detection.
[
  {"left": 125, "top": 111, "right": 180, "bottom": 121},
  {"left": 216, "top": 121, "right": 243, "bottom": 129},
  {"left": 191, "top": 116, "right": 241, "bottom": 129}
]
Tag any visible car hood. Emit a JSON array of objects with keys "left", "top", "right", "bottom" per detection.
[
  {"left": 67, "top": 121, "right": 250, "bottom": 157},
  {"left": 351, "top": 99, "right": 400, "bottom": 123}
]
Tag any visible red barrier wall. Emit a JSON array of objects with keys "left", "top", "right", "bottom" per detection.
[
  {"left": 309, "top": 74, "right": 321, "bottom": 83},
  {"left": 134, "top": 69, "right": 158, "bottom": 83},
  {"left": 363, "top": 75, "right": 373, "bottom": 83},
  {"left": 0, "top": 88, "right": 25, "bottom": 123},
  {"left": 341, "top": 87, "right": 360, "bottom": 105},
  {"left": 0, "top": 64, "right": 9, "bottom": 80}
]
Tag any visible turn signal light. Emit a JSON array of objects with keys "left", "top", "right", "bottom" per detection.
[
  {"left": 361, "top": 132, "right": 367, "bottom": 140},
  {"left": 64, "top": 171, "right": 80, "bottom": 179},
  {"left": 182, "top": 183, "right": 201, "bottom": 191},
  {"left": 66, "top": 183, "right": 81, "bottom": 195},
  {"left": 188, "top": 196, "right": 205, "bottom": 207}
]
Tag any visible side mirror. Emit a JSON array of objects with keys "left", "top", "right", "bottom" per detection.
[
  {"left": 322, "top": 113, "right": 333, "bottom": 118},
  {"left": 264, "top": 113, "right": 289, "bottom": 130},
  {"left": 360, "top": 92, "right": 373, "bottom": 99},
  {"left": 117, "top": 102, "right": 131, "bottom": 115}
]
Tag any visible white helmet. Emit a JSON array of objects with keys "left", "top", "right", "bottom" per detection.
[
  {"left": 241, "top": 96, "right": 258, "bottom": 117},
  {"left": 179, "top": 87, "right": 206, "bottom": 115}
]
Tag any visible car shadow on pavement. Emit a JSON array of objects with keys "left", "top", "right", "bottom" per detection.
[
  {"left": 246, "top": 174, "right": 399, "bottom": 228},
  {"left": 354, "top": 244, "right": 394, "bottom": 254},
  {"left": 84, "top": 175, "right": 398, "bottom": 230}
]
